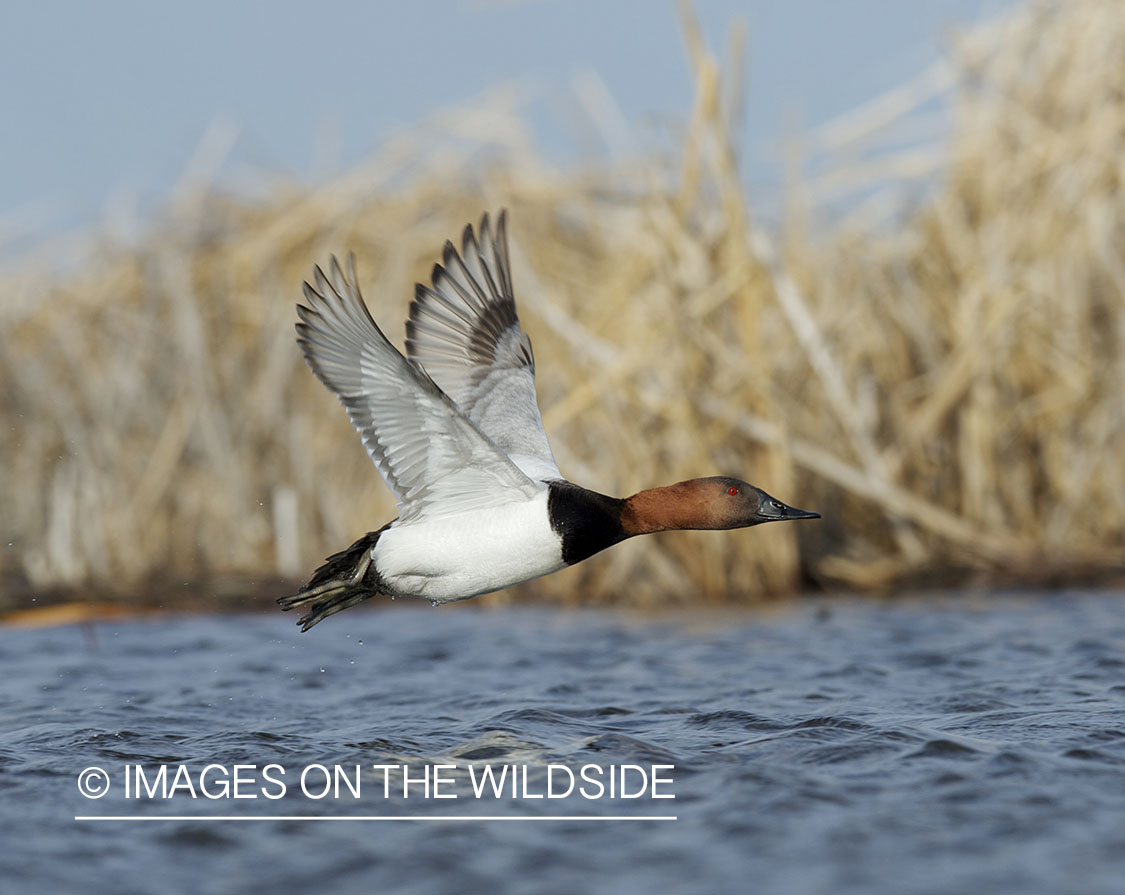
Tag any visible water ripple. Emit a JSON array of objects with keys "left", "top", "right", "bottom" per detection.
[{"left": 3, "top": 591, "right": 1124, "bottom": 895}]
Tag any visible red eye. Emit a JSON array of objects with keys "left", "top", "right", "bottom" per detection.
[{"left": 728, "top": 487, "right": 739, "bottom": 495}]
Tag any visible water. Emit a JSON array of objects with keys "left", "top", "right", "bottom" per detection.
[{"left": 3, "top": 591, "right": 1124, "bottom": 895}]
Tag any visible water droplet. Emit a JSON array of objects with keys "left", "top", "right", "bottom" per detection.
[
  {"left": 319, "top": 667, "right": 326, "bottom": 673},
  {"left": 431, "top": 600, "right": 437, "bottom": 608},
  {"left": 349, "top": 660, "right": 355, "bottom": 665},
  {"left": 357, "top": 639, "right": 363, "bottom": 646},
  {"left": 390, "top": 596, "right": 395, "bottom": 601}
]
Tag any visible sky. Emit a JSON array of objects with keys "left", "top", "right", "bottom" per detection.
[{"left": 0, "top": 0, "right": 1009, "bottom": 240}]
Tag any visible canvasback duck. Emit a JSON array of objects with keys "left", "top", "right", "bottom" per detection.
[{"left": 279, "top": 211, "right": 819, "bottom": 630}]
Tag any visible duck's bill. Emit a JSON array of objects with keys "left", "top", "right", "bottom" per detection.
[
  {"left": 784, "top": 506, "right": 821, "bottom": 520},
  {"left": 762, "top": 501, "right": 821, "bottom": 522}
]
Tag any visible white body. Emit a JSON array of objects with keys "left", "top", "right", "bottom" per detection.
[{"left": 373, "top": 489, "right": 565, "bottom": 602}]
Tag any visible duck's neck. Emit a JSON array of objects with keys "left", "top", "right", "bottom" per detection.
[
  {"left": 547, "top": 479, "right": 715, "bottom": 567},
  {"left": 620, "top": 481, "right": 712, "bottom": 535}
]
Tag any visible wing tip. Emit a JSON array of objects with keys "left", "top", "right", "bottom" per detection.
[{"left": 461, "top": 220, "right": 478, "bottom": 257}]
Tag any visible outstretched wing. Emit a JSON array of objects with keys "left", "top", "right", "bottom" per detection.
[
  {"left": 405, "top": 210, "right": 562, "bottom": 483},
  {"left": 296, "top": 255, "right": 542, "bottom": 523}
]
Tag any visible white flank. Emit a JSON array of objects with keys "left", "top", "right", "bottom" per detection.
[{"left": 373, "top": 489, "right": 564, "bottom": 602}]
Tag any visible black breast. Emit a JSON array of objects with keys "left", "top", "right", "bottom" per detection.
[{"left": 547, "top": 481, "right": 627, "bottom": 565}]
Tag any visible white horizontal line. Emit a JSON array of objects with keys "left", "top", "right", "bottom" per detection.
[{"left": 76, "top": 815, "right": 677, "bottom": 822}]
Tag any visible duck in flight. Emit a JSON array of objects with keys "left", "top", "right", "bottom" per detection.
[{"left": 279, "top": 211, "right": 820, "bottom": 630}]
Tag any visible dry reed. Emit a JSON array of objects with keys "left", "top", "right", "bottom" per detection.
[{"left": 1, "top": 0, "right": 1122, "bottom": 610}]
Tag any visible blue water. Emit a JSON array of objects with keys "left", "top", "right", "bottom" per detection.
[{"left": 3, "top": 591, "right": 1124, "bottom": 895}]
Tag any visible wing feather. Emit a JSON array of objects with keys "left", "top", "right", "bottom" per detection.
[
  {"left": 296, "top": 254, "right": 541, "bottom": 522},
  {"left": 404, "top": 210, "right": 562, "bottom": 483}
]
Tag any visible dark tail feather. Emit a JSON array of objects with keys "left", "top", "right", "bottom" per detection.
[
  {"left": 279, "top": 586, "right": 374, "bottom": 632},
  {"left": 278, "top": 526, "right": 389, "bottom": 631}
]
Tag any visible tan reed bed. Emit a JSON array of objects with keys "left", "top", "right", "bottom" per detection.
[{"left": 0, "top": 0, "right": 1122, "bottom": 611}]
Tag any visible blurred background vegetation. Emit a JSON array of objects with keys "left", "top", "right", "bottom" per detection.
[{"left": 1, "top": 0, "right": 1122, "bottom": 615}]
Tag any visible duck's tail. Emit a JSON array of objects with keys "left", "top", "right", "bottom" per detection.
[{"left": 278, "top": 524, "right": 391, "bottom": 631}]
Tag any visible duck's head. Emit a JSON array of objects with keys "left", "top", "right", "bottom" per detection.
[
  {"left": 621, "top": 476, "right": 820, "bottom": 535},
  {"left": 688, "top": 476, "right": 821, "bottom": 530}
]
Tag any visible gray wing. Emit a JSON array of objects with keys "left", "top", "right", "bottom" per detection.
[
  {"left": 404, "top": 210, "right": 563, "bottom": 483},
  {"left": 296, "top": 255, "right": 542, "bottom": 523}
]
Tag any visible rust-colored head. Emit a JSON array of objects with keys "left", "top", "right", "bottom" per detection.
[{"left": 621, "top": 476, "right": 820, "bottom": 536}]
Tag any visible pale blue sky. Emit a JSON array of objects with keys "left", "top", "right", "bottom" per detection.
[{"left": 0, "top": 0, "right": 1007, "bottom": 236}]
